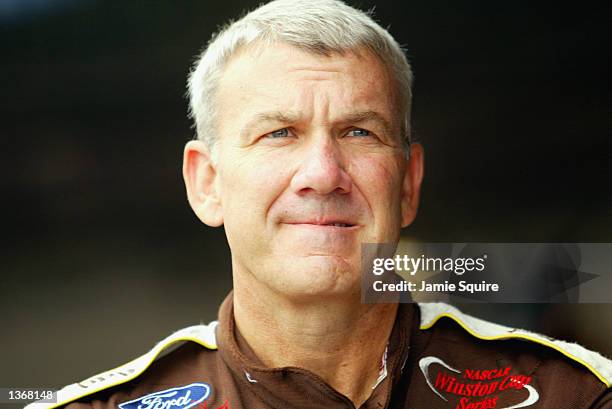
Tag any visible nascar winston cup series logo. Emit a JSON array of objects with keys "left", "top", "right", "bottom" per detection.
[
  {"left": 419, "top": 357, "right": 539, "bottom": 409},
  {"left": 118, "top": 383, "right": 211, "bottom": 409}
]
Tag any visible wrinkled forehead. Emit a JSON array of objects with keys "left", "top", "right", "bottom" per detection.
[{"left": 215, "top": 41, "right": 403, "bottom": 132}]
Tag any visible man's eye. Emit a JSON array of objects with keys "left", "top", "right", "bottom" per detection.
[
  {"left": 265, "top": 128, "right": 290, "bottom": 138},
  {"left": 348, "top": 128, "right": 371, "bottom": 137}
]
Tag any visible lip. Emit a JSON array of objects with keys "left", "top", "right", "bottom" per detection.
[
  {"left": 282, "top": 221, "right": 359, "bottom": 229},
  {"left": 283, "top": 217, "right": 358, "bottom": 226}
]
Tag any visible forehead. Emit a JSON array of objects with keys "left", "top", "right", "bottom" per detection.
[{"left": 215, "top": 41, "right": 400, "bottom": 132}]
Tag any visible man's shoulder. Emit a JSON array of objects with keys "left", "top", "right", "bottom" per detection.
[
  {"left": 417, "top": 302, "right": 612, "bottom": 386},
  {"left": 415, "top": 302, "right": 612, "bottom": 408},
  {"left": 26, "top": 323, "right": 219, "bottom": 409}
]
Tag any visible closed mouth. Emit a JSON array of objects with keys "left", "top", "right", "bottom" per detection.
[{"left": 285, "top": 222, "right": 357, "bottom": 228}]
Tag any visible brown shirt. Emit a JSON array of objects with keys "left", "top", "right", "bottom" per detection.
[{"left": 31, "top": 295, "right": 612, "bottom": 409}]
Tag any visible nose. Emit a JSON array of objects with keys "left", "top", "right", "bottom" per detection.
[{"left": 290, "top": 137, "right": 352, "bottom": 196}]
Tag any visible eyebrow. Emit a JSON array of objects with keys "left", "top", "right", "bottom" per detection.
[
  {"left": 339, "top": 110, "right": 394, "bottom": 136},
  {"left": 240, "top": 111, "right": 300, "bottom": 140},
  {"left": 239, "top": 109, "right": 395, "bottom": 140}
]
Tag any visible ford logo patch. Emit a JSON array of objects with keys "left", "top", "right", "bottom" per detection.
[{"left": 118, "top": 383, "right": 211, "bottom": 409}]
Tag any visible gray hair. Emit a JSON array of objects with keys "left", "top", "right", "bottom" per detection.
[{"left": 187, "top": 0, "right": 413, "bottom": 154}]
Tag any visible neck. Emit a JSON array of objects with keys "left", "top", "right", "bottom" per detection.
[{"left": 232, "top": 270, "right": 398, "bottom": 407}]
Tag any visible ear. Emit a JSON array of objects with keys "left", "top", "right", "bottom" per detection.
[
  {"left": 183, "top": 140, "right": 223, "bottom": 227},
  {"left": 400, "top": 142, "right": 424, "bottom": 228}
]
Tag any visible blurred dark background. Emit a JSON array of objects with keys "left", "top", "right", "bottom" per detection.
[{"left": 1, "top": 0, "right": 611, "bottom": 394}]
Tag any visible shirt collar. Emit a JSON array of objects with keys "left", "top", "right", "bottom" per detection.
[{"left": 216, "top": 292, "right": 415, "bottom": 409}]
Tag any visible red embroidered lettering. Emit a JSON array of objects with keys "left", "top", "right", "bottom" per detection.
[{"left": 435, "top": 372, "right": 454, "bottom": 390}]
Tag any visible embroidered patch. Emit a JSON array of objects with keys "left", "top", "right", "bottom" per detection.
[
  {"left": 419, "top": 356, "right": 539, "bottom": 409},
  {"left": 118, "top": 383, "right": 211, "bottom": 409}
]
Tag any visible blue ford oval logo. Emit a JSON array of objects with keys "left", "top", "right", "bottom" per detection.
[{"left": 118, "top": 383, "right": 211, "bottom": 409}]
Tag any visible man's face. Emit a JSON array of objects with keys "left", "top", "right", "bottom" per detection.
[{"left": 185, "top": 42, "right": 422, "bottom": 300}]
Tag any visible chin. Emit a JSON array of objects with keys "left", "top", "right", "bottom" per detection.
[{"left": 271, "top": 256, "right": 361, "bottom": 300}]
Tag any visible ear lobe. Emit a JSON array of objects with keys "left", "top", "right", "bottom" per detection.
[
  {"left": 400, "top": 142, "right": 424, "bottom": 228},
  {"left": 183, "top": 140, "right": 224, "bottom": 227}
]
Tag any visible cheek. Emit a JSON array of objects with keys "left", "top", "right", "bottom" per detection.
[
  {"left": 351, "top": 155, "right": 402, "bottom": 198},
  {"left": 216, "top": 151, "right": 295, "bottom": 259},
  {"left": 218, "top": 149, "right": 293, "bottom": 223},
  {"left": 349, "top": 154, "right": 404, "bottom": 220}
]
